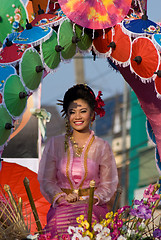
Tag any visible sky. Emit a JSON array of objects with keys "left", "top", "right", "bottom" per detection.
[{"left": 41, "top": 0, "right": 161, "bottom": 107}]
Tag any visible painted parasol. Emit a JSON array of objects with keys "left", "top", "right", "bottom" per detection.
[
  {"left": 130, "top": 37, "right": 160, "bottom": 82},
  {"left": 0, "top": 40, "right": 31, "bottom": 66},
  {"left": 57, "top": 0, "right": 131, "bottom": 30},
  {"left": 41, "top": 30, "right": 61, "bottom": 71},
  {"left": 0, "top": 105, "right": 14, "bottom": 147},
  {"left": 121, "top": 12, "right": 161, "bottom": 38},
  {"left": 153, "top": 65, "right": 161, "bottom": 98},
  {"left": 19, "top": 48, "right": 44, "bottom": 91},
  {"left": 31, "top": 8, "right": 66, "bottom": 27},
  {"left": 109, "top": 23, "right": 132, "bottom": 67},
  {"left": 0, "top": 161, "right": 50, "bottom": 233},
  {"left": 0, "top": 0, "right": 27, "bottom": 43},
  {"left": 92, "top": 28, "right": 113, "bottom": 57},
  {"left": 0, "top": 65, "right": 16, "bottom": 94},
  {"left": 4, "top": 74, "right": 28, "bottom": 119},
  {"left": 152, "top": 33, "right": 161, "bottom": 52},
  {"left": 58, "top": 19, "right": 77, "bottom": 60},
  {"left": 74, "top": 24, "right": 92, "bottom": 51},
  {"left": 12, "top": 21, "right": 53, "bottom": 47}
]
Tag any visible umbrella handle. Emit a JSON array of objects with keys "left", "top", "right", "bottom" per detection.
[{"left": 87, "top": 180, "right": 95, "bottom": 231}]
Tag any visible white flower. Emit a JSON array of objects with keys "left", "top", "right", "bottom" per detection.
[
  {"left": 138, "top": 222, "right": 146, "bottom": 230},
  {"left": 68, "top": 226, "right": 76, "bottom": 235},
  {"left": 72, "top": 233, "right": 82, "bottom": 240},
  {"left": 96, "top": 232, "right": 104, "bottom": 240},
  {"left": 82, "top": 236, "right": 91, "bottom": 240},
  {"left": 93, "top": 223, "right": 103, "bottom": 232},
  {"left": 117, "top": 235, "right": 127, "bottom": 240},
  {"left": 76, "top": 227, "right": 84, "bottom": 234},
  {"left": 127, "top": 229, "right": 135, "bottom": 237},
  {"left": 101, "top": 227, "right": 110, "bottom": 236},
  {"left": 12, "top": 4, "right": 15, "bottom": 8}
]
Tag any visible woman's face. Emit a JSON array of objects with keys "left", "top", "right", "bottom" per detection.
[{"left": 67, "top": 98, "right": 93, "bottom": 133}]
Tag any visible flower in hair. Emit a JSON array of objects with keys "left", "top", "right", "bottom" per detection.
[{"left": 94, "top": 91, "right": 105, "bottom": 119}]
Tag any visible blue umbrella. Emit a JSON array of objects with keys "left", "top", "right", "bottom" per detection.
[
  {"left": 122, "top": 12, "right": 161, "bottom": 38},
  {"left": 0, "top": 65, "right": 16, "bottom": 92},
  {"left": 152, "top": 34, "right": 161, "bottom": 52},
  {"left": 13, "top": 21, "right": 53, "bottom": 46}
]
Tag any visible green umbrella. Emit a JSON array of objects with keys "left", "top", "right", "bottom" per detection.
[
  {"left": 4, "top": 74, "right": 27, "bottom": 118},
  {"left": 0, "top": 105, "right": 13, "bottom": 146},
  {"left": 0, "top": 0, "right": 27, "bottom": 43},
  {"left": 20, "top": 48, "right": 44, "bottom": 91},
  {"left": 58, "top": 19, "right": 78, "bottom": 60},
  {"left": 75, "top": 25, "right": 92, "bottom": 51},
  {"left": 41, "top": 30, "right": 61, "bottom": 71}
]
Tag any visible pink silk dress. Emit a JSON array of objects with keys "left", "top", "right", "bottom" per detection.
[{"left": 38, "top": 131, "right": 118, "bottom": 238}]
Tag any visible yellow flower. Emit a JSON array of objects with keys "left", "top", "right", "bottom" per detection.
[
  {"left": 82, "top": 220, "right": 90, "bottom": 230},
  {"left": 85, "top": 230, "right": 93, "bottom": 239},
  {"left": 76, "top": 215, "right": 84, "bottom": 223},
  {"left": 106, "top": 211, "right": 113, "bottom": 219}
]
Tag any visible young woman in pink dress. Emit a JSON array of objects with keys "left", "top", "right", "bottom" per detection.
[{"left": 38, "top": 84, "right": 118, "bottom": 239}]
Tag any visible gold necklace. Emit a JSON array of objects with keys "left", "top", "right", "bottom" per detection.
[{"left": 70, "top": 136, "right": 85, "bottom": 157}]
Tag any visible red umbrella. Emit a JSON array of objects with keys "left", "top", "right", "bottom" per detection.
[
  {"left": 0, "top": 161, "right": 50, "bottom": 234},
  {"left": 109, "top": 23, "right": 132, "bottom": 67},
  {"left": 130, "top": 37, "right": 160, "bottom": 82},
  {"left": 154, "top": 66, "right": 161, "bottom": 98},
  {"left": 58, "top": 0, "right": 131, "bottom": 30},
  {"left": 92, "top": 28, "right": 113, "bottom": 57},
  {"left": 0, "top": 41, "right": 31, "bottom": 66}
]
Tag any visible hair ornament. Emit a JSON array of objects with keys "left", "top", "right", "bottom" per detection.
[{"left": 93, "top": 91, "right": 105, "bottom": 120}]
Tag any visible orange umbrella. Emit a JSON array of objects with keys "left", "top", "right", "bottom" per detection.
[
  {"left": 130, "top": 37, "right": 160, "bottom": 83},
  {"left": 31, "top": 0, "right": 49, "bottom": 17},
  {"left": 109, "top": 24, "right": 132, "bottom": 67},
  {"left": 0, "top": 161, "right": 50, "bottom": 234},
  {"left": 92, "top": 28, "right": 113, "bottom": 57}
]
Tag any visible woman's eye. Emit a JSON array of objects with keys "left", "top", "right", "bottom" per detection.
[
  {"left": 69, "top": 111, "right": 75, "bottom": 114},
  {"left": 81, "top": 110, "right": 87, "bottom": 113}
]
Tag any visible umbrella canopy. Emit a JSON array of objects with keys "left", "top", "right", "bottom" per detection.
[
  {"left": 130, "top": 37, "right": 160, "bottom": 82},
  {"left": 4, "top": 74, "right": 28, "bottom": 118},
  {"left": 92, "top": 28, "right": 113, "bottom": 57},
  {"left": 58, "top": 0, "right": 131, "bottom": 30},
  {"left": 109, "top": 24, "right": 132, "bottom": 67},
  {"left": 153, "top": 65, "right": 161, "bottom": 98},
  {"left": 0, "top": 106, "right": 13, "bottom": 147},
  {"left": 122, "top": 13, "right": 161, "bottom": 38},
  {"left": 0, "top": 0, "right": 27, "bottom": 43},
  {"left": 41, "top": 30, "right": 61, "bottom": 71},
  {"left": 31, "top": 8, "right": 66, "bottom": 27},
  {"left": 0, "top": 65, "right": 16, "bottom": 92},
  {"left": 20, "top": 48, "right": 44, "bottom": 91},
  {"left": 58, "top": 19, "right": 77, "bottom": 60},
  {"left": 12, "top": 24, "right": 53, "bottom": 47},
  {"left": 152, "top": 33, "right": 161, "bottom": 52},
  {"left": 0, "top": 161, "right": 50, "bottom": 234},
  {"left": 74, "top": 24, "right": 92, "bottom": 51},
  {"left": 0, "top": 42, "right": 31, "bottom": 66}
]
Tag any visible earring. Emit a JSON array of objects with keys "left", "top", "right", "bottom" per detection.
[{"left": 90, "top": 116, "right": 94, "bottom": 127}]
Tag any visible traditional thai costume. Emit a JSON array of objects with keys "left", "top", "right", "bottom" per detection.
[{"left": 38, "top": 130, "right": 118, "bottom": 238}]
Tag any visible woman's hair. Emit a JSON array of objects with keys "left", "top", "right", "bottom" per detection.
[{"left": 63, "top": 84, "right": 96, "bottom": 114}]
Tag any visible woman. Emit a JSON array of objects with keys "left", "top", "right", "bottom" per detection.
[{"left": 38, "top": 84, "right": 118, "bottom": 239}]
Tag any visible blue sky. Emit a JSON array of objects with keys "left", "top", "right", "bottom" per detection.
[{"left": 41, "top": 0, "right": 161, "bottom": 106}]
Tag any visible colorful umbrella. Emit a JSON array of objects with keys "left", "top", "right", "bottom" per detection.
[
  {"left": 0, "top": 105, "right": 13, "bottom": 147},
  {"left": 153, "top": 67, "right": 161, "bottom": 98},
  {"left": 0, "top": 0, "right": 27, "bottom": 43},
  {"left": 0, "top": 65, "right": 16, "bottom": 92},
  {"left": 31, "top": 0, "right": 49, "bottom": 17},
  {"left": 0, "top": 161, "right": 50, "bottom": 234},
  {"left": 109, "top": 24, "right": 132, "bottom": 67},
  {"left": 41, "top": 30, "right": 61, "bottom": 71},
  {"left": 130, "top": 37, "right": 160, "bottom": 82},
  {"left": 74, "top": 24, "right": 92, "bottom": 51},
  {"left": 121, "top": 12, "right": 161, "bottom": 38},
  {"left": 31, "top": 8, "right": 66, "bottom": 27},
  {"left": 12, "top": 24, "right": 53, "bottom": 47},
  {"left": 58, "top": 19, "right": 77, "bottom": 60},
  {"left": 152, "top": 33, "right": 161, "bottom": 52},
  {"left": 0, "top": 41, "right": 31, "bottom": 66},
  {"left": 58, "top": 0, "right": 131, "bottom": 30},
  {"left": 92, "top": 28, "right": 113, "bottom": 57},
  {"left": 4, "top": 74, "right": 28, "bottom": 118},
  {"left": 19, "top": 48, "right": 44, "bottom": 91}
]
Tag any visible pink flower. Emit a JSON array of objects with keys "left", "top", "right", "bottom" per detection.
[
  {"left": 14, "top": 8, "right": 21, "bottom": 14},
  {"left": 14, "top": 13, "right": 21, "bottom": 22}
]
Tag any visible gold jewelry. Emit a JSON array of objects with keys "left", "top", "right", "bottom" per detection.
[{"left": 70, "top": 136, "right": 85, "bottom": 157}]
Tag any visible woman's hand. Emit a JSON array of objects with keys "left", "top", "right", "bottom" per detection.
[{"left": 65, "top": 193, "right": 79, "bottom": 203}]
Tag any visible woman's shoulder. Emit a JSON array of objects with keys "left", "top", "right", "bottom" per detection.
[
  {"left": 47, "top": 134, "right": 65, "bottom": 145},
  {"left": 94, "top": 135, "right": 109, "bottom": 145}
]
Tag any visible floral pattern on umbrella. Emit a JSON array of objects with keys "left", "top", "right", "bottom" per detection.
[{"left": 58, "top": 0, "right": 132, "bottom": 30}]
